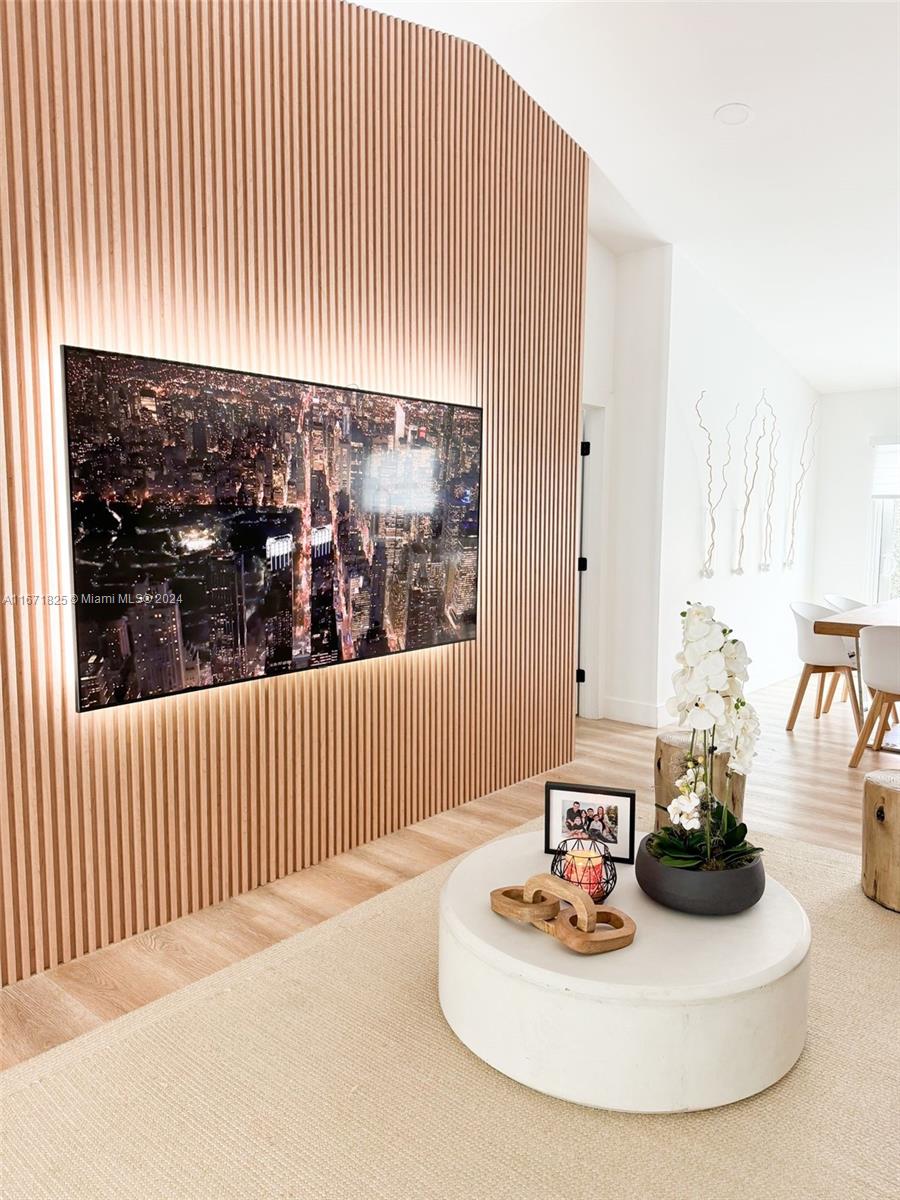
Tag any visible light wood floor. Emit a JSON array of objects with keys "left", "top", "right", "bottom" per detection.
[{"left": 1, "top": 675, "right": 891, "bottom": 1070}]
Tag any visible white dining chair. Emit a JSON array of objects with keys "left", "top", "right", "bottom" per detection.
[
  {"left": 823, "top": 594, "right": 867, "bottom": 612},
  {"left": 786, "top": 602, "right": 862, "bottom": 733},
  {"left": 849, "top": 626, "right": 900, "bottom": 767},
  {"left": 821, "top": 594, "right": 867, "bottom": 711}
]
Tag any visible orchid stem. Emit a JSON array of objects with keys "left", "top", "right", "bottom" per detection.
[
  {"left": 703, "top": 729, "right": 711, "bottom": 862},
  {"left": 722, "top": 769, "right": 732, "bottom": 833}
]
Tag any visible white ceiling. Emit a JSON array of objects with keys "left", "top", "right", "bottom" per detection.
[{"left": 360, "top": 2, "right": 900, "bottom": 394}]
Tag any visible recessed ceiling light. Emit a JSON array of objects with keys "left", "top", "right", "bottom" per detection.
[{"left": 714, "top": 102, "right": 753, "bottom": 127}]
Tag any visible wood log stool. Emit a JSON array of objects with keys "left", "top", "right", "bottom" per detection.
[
  {"left": 862, "top": 770, "right": 900, "bottom": 912},
  {"left": 654, "top": 730, "right": 746, "bottom": 831}
]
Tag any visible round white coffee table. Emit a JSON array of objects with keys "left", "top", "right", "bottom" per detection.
[{"left": 439, "top": 831, "right": 811, "bottom": 1112}]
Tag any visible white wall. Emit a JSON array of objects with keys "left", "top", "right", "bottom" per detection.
[
  {"left": 811, "top": 389, "right": 900, "bottom": 605},
  {"left": 603, "top": 244, "right": 673, "bottom": 724},
  {"left": 578, "top": 235, "right": 615, "bottom": 718},
  {"left": 657, "top": 250, "right": 820, "bottom": 702},
  {"left": 581, "top": 233, "right": 617, "bottom": 409},
  {"left": 580, "top": 239, "right": 674, "bottom": 724},
  {"left": 579, "top": 238, "right": 823, "bottom": 723}
]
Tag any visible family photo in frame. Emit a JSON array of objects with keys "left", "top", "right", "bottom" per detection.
[{"left": 544, "top": 782, "right": 636, "bottom": 864}]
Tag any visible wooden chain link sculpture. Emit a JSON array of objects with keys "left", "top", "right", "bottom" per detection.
[{"left": 490, "top": 873, "right": 636, "bottom": 955}]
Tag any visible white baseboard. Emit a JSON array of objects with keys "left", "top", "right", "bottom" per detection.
[
  {"left": 592, "top": 666, "right": 796, "bottom": 730},
  {"left": 599, "top": 696, "right": 669, "bottom": 728}
]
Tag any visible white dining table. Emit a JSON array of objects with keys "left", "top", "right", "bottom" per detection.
[{"left": 814, "top": 599, "right": 900, "bottom": 752}]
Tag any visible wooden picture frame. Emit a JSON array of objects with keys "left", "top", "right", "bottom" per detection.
[{"left": 544, "top": 782, "right": 636, "bottom": 864}]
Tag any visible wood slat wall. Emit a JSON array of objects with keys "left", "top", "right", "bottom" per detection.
[{"left": 0, "top": 0, "right": 586, "bottom": 985}]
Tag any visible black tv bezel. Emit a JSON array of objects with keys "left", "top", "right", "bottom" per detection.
[{"left": 61, "top": 344, "right": 483, "bottom": 714}]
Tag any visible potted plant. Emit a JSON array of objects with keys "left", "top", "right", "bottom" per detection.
[{"left": 635, "top": 603, "right": 765, "bottom": 915}]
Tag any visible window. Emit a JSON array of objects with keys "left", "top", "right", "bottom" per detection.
[{"left": 868, "top": 443, "right": 900, "bottom": 601}]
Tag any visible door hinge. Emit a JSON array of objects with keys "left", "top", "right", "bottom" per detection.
[
  {"left": 575, "top": 668, "right": 586, "bottom": 684},
  {"left": 577, "top": 556, "right": 587, "bottom": 572},
  {"left": 580, "top": 440, "right": 591, "bottom": 457}
]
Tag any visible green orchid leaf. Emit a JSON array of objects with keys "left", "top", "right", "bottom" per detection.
[
  {"left": 721, "top": 843, "right": 763, "bottom": 866},
  {"left": 724, "top": 822, "right": 748, "bottom": 847},
  {"left": 654, "top": 832, "right": 687, "bottom": 850}
]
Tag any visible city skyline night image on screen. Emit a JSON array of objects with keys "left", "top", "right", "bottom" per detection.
[{"left": 64, "top": 347, "right": 482, "bottom": 712}]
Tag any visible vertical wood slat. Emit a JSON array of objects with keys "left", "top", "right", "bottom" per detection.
[{"left": 0, "top": 0, "right": 585, "bottom": 985}]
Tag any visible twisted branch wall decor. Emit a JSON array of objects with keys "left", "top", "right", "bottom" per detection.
[
  {"left": 759, "top": 397, "right": 780, "bottom": 572},
  {"left": 696, "top": 392, "right": 739, "bottom": 578},
  {"left": 784, "top": 400, "right": 818, "bottom": 569},
  {"left": 733, "top": 390, "right": 768, "bottom": 575}
]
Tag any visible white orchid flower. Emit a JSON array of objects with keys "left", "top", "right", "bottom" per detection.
[
  {"left": 728, "top": 740, "right": 756, "bottom": 774},
  {"left": 696, "top": 650, "right": 726, "bottom": 677},
  {"left": 671, "top": 666, "right": 691, "bottom": 691},
  {"left": 728, "top": 755, "right": 752, "bottom": 776},
  {"left": 734, "top": 701, "right": 760, "bottom": 736},
  {"left": 693, "top": 665, "right": 728, "bottom": 694},
  {"left": 665, "top": 605, "right": 761, "bottom": 820},
  {"left": 686, "top": 690, "right": 725, "bottom": 730},
  {"left": 669, "top": 605, "right": 759, "bottom": 779},
  {"left": 684, "top": 627, "right": 726, "bottom": 665},
  {"left": 667, "top": 790, "right": 703, "bottom": 830},
  {"left": 684, "top": 669, "right": 711, "bottom": 698},
  {"left": 727, "top": 701, "right": 760, "bottom": 774},
  {"left": 683, "top": 605, "right": 717, "bottom": 641},
  {"left": 683, "top": 651, "right": 728, "bottom": 694},
  {"left": 677, "top": 774, "right": 708, "bottom": 798},
  {"left": 667, "top": 666, "right": 696, "bottom": 718},
  {"left": 723, "top": 639, "right": 751, "bottom": 679}
]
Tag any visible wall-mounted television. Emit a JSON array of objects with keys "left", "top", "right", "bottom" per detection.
[{"left": 63, "top": 347, "right": 482, "bottom": 712}]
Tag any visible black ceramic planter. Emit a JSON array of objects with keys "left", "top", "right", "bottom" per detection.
[{"left": 634, "top": 835, "right": 765, "bottom": 916}]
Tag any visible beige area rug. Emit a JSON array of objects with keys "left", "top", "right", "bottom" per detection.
[{"left": 2, "top": 823, "right": 899, "bottom": 1200}]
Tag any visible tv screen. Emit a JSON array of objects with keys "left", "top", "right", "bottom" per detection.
[{"left": 63, "top": 347, "right": 482, "bottom": 712}]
